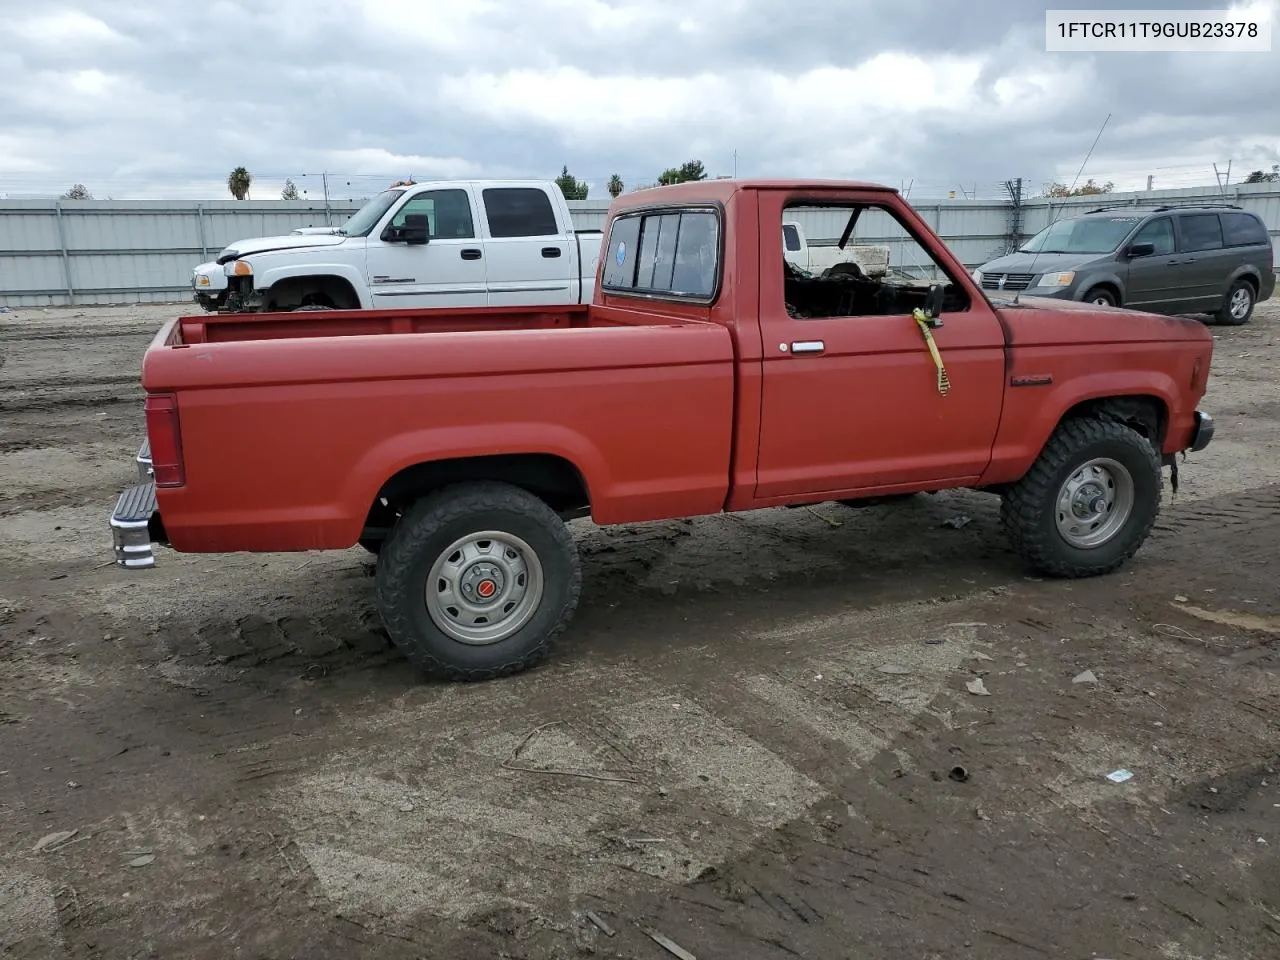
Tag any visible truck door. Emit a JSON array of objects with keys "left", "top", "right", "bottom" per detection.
[
  {"left": 753, "top": 191, "right": 1007, "bottom": 499},
  {"left": 364, "top": 186, "right": 488, "bottom": 307},
  {"left": 479, "top": 186, "right": 576, "bottom": 306}
]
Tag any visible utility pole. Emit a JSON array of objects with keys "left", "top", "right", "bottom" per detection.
[
  {"left": 321, "top": 171, "right": 332, "bottom": 225},
  {"left": 1146, "top": 174, "right": 1153, "bottom": 191},
  {"left": 733, "top": 150, "right": 738, "bottom": 177}
]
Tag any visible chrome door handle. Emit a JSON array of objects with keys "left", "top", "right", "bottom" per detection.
[{"left": 789, "top": 340, "right": 825, "bottom": 354}]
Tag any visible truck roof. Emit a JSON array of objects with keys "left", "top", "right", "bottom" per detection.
[{"left": 608, "top": 177, "right": 900, "bottom": 212}]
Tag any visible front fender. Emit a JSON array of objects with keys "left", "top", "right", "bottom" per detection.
[
  {"left": 980, "top": 369, "right": 1182, "bottom": 485},
  {"left": 235, "top": 261, "right": 373, "bottom": 308},
  {"left": 1074, "top": 270, "right": 1126, "bottom": 302},
  {"left": 339, "top": 422, "right": 612, "bottom": 542}
]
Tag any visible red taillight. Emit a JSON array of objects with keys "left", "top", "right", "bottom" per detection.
[{"left": 144, "top": 392, "right": 185, "bottom": 487}]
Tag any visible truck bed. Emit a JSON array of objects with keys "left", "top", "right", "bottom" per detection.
[
  {"left": 137, "top": 302, "right": 738, "bottom": 551},
  {"left": 172, "top": 303, "right": 633, "bottom": 345}
]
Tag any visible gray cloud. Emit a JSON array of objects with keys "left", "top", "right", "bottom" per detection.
[{"left": 1, "top": 0, "right": 1277, "bottom": 201}]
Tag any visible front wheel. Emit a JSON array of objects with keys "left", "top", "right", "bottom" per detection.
[
  {"left": 374, "top": 481, "right": 582, "bottom": 681},
  {"left": 1000, "top": 418, "right": 1161, "bottom": 578},
  {"left": 1082, "top": 286, "right": 1118, "bottom": 307}
]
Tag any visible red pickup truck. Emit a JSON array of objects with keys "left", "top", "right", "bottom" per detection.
[{"left": 109, "top": 178, "right": 1215, "bottom": 681}]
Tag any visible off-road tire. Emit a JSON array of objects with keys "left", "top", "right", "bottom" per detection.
[
  {"left": 1000, "top": 417, "right": 1161, "bottom": 578},
  {"left": 1214, "top": 279, "right": 1255, "bottom": 326},
  {"left": 374, "top": 481, "right": 581, "bottom": 681}
]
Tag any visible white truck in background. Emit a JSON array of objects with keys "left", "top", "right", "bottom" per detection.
[
  {"left": 782, "top": 219, "right": 890, "bottom": 277},
  {"left": 191, "top": 179, "right": 603, "bottom": 312}
]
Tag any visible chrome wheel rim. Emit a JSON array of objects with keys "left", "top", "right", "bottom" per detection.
[
  {"left": 425, "top": 531, "right": 544, "bottom": 645},
  {"left": 1092, "top": 294, "right": 1112, "bottom": 305},
  {"left": 1230, "top": 288, "right": 1251, "bottom": 320},
  {"left": 1055, "top": 457, "right": 1135, "bottom": 549}
]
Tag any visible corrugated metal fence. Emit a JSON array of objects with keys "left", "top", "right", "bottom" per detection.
[{"left": 1, "top": 184, "right": 1277, "bottom": 307}]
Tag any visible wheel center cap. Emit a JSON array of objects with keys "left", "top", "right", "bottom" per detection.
[{"left": 460, "top": 563, "right": 506, "bottom": 605}]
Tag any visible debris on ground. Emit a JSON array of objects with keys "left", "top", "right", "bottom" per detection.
[
  {"left": 966, "top": 678, "right": 991, "bottom": 696},
  {"left": 128, "top": 854, "right": 156, "bottom": 867},
  {"left": 877, "top": 664, "right": 911, "bottom": 675},
  {"left": 585, "top": 911, "right": 616, "bottom": 937},
  {"left": 1073, "top": 670, "right": 1098, "bottom": 684},
  {"left": 941, "top": 515, "right": 971, "bottom": 529},
  {"left": 33, "top": 829, "right": 78, "bottom": 853},
  {"left": 1106, "top": 769, "right": 1135, "bottom": 784},
  {"left": 645, "top": 927, "right": 698, "bottom": 960}
]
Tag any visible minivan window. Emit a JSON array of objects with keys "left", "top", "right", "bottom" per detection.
[
  {"left": 1221, "top": 212, "right": 1269, "bottom": 247},
  {"left": 1179, "top": 213, "right": 1224, "bottom": 251},
  {"left": 1131, "top": 217, "right": 1175, "bottom": 256},
  {"left": 1019, "top": 216, "right": 1142, "bottom": 254}
]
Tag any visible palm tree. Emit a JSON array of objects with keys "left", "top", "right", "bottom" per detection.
[
  {"left": 227, "top": 166, "right": 252, "bottom": 200},
  {"left": 607, "top": 174, "right": 624, "bottom": 198}
]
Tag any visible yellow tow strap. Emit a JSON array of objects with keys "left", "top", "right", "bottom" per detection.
[{"left": 912, "top": 307, "right": 950, "bottom": 396}]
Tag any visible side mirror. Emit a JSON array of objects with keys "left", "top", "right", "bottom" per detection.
[
  {"left": 383, "top": 213, "right": 430, "bottom": 245},
  {"left": 1128, "top": 241, "right": 1155, "bottom": 258},
  {"left": 923, "top": 283, "right": 946, "bottom": 320}
]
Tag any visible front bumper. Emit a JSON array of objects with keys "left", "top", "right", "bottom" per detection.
[{"left": 1189, "top": 410, "right": 1214, "bottom": 453}]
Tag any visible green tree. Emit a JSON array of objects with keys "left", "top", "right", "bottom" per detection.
[
  {"left": 280, "top": 177, "right": 300, "bottom": 199},
  {"left": 227, "top": 166, "right": 253, "bottom": 200},
  {"left": 1243, "top": 165, "right": 1279, "bottom": 183},
  {"left": 657, "top": 160, "right": 708, "bottom": 185},
  {"left": 607, "top": 174, "right": 624, "bottom": 198},
  {"left": 1043, "top": 177, "right": 1114, "bottom": 197},
  {"left": 554, "top": 165, "right": 589, "bottom": 200},
  {"left": 62, "top": 183, "right": 92, "bottom": 200}
]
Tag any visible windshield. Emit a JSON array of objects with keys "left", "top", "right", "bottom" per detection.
[
  {"left": 1018, "top": 216, "right": 1141, "bottom": 254},
  {"left": 340, "top": 189, "right": 405, "bottom": 237}
]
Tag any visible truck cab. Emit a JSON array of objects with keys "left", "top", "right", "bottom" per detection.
[{"left": 192, "top": 179, "right": 603, "bottom": 313}]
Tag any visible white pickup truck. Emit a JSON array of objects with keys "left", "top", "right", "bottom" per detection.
[
  {"left": 191, "top": 179, "right": 603, "bottom": 312},
  {"left": 782, "top": 219, "right": 890, "bottom": 277}
]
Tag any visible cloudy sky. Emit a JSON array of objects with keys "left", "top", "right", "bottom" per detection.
[{"left": 2, "top": 0, "right": 1278, "bottom": 201}]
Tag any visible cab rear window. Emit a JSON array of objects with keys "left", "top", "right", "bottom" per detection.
[{"left": 602, "top": 207, "right": 720, "bottom": 300}]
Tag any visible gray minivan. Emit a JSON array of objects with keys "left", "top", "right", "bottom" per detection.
[{"left": 974, "top": 203, "right": 1275, "bottom": 325}]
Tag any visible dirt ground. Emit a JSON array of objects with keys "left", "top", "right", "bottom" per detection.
[{"left": 2, "top": 296, "right": 1280, "bottom": 960}]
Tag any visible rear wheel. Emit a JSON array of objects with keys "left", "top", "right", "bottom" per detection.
[
  {"left": 374, "top": 481, "right": 582, "bottom": 681},
  {"left": 1000, "top": 417, "right": 1161, "bottom": 578},
  {"left": 1215, "top": 279, "right": 1255, "bottom": 325}
]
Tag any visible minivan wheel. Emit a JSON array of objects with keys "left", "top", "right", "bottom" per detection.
[
  {"left": 1215, "top": 280, "right": 1255, "bottom": 326},
  {"left": 1083, "top": 286, "right": 1118, "bottom": 307}
]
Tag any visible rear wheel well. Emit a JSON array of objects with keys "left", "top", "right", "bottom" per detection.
[
  {"left": 364, "top": 454, "right": 591, "bottom": 534},
  {"left": 265, "top": 275, "right": 360, "bottom": 311}
]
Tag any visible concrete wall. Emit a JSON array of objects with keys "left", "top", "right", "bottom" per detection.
[{"left": 1, "top": 185, "right": 1277, "bottom": 307}]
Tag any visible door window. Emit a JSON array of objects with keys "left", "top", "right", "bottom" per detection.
[
  {"left": 389, "top": 189, "right": 475, "bottom": 239},
  {"left": 780, "top": 202, "right": 969, "bottom": 318},
  {"left": 1131, "top": 217, "right": 1175, "bottom": 255},
  {"left": 1178, "top": 213, "right": 1224, "bottom": 252},
  {"left": 482, "top": 187, "right": 560, "bottom": 238}
]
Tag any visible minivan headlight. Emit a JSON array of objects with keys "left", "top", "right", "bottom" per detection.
[{"left": 1036, "top": 271, "right": 1075, "bottom": 288}]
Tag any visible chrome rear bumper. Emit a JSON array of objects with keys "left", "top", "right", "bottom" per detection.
[
  {"left": 136, "top": 437, "right": 153, "bottom": 483},
  {"left": 110, "top": 481, "right": 165, "bottom": 569}
]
